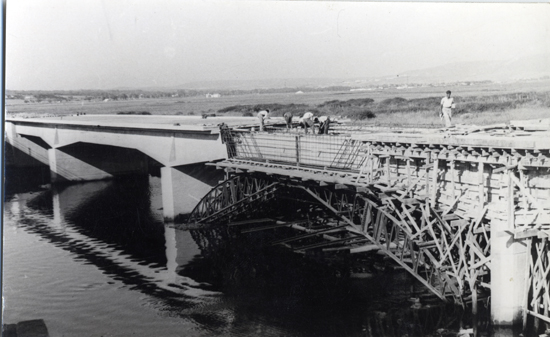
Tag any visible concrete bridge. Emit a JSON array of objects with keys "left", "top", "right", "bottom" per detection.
[
  {"left": 4, "top": 115, "right": 237, "bottom": 220},
  {"left": 186, "top": 119, "right": 550, "bottom": 331},
  {"left": 6, "top": 115, "right": 550, "bottom": 330}
]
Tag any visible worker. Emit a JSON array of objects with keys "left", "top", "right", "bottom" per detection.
[
  {"left": 283, "top": 111, "right": 293, "bottom": 129},
  {"left": 317, "top": 116, "right": 331, "bottom": 134},
  {"left": 440, "top": 90, "right": 455, "bottom": 128},
  {"left": 299, "top": 111, "right": 315, "bottom": 134},
  {"left": 257, "top": 109, "right": 269, "bottom": 131}
]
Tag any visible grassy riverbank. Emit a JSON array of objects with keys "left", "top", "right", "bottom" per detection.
[{"left": 6, "top": 81, "right": 550, "bottom": 126}]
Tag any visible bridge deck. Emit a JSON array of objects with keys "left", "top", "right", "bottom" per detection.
[{"left": 6, "top": 115, "right": 264, "bottom": 133}]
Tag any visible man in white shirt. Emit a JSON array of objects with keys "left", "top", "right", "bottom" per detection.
[
  {"left": 440, "top": 90, "right": 454, "bottom": 128},
  {"left": 298, "top": 111, "right": 315, "bottom": 134},
  {"left": 257, "top": 109, "right": 269, "bottom": 131}
]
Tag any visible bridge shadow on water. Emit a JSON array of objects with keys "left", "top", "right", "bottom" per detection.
[{"left": 3, "top": 168, "right": 514, "bottom": 336}]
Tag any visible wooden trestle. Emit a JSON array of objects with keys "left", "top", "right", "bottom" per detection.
[{"left": 186, "top": 120, "right": 550, "bottom": 327}]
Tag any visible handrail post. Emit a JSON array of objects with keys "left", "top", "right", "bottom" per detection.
[{"left": 295, "top": 135, "right": 300, "bottom": 166}]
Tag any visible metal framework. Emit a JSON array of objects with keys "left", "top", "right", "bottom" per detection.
[
  {"left": 186, "top": 175, "right": 280, "bottom": 225},
  {"left": 186, "top": 123, "right": 550, "bottom": 327},
  {"left": 188, "top": 177, "right": 490, "bottom": 303}
]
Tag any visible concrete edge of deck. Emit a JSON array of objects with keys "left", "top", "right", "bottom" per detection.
[{"left": 6, "top": 117, "right": 222, "bottom": 134}]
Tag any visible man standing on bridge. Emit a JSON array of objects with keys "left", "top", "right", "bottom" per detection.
[
  {"left": 440, "top": 90, "right": 455, "bottom": 128},
  {"left": 257, "top": 109, "right": 269, "bottom": 131}
]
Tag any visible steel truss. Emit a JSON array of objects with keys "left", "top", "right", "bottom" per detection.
[
  {"left": 186, "top": 173, "right": 491, "bottom": 307},
  {"left": 186, "top": 175, "right": 280, "bottom": 225}
]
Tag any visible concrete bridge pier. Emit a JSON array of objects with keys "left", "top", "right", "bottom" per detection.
[
  {"left": 160, "top": 164, "right": 223, "bottom": 221},
  {"left": 490, "top": 219, "right": 529, "bottom": 326}
]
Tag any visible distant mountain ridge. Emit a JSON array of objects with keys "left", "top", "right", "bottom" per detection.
[
  {"left": 174, "top": 54, "right": 549, "bottom": 91},
  {"left": 386, "top": 54, "right": 550, "bottom": 84},
  {"left": 112, "top": 54, "right": 549, "bottom": 92}
]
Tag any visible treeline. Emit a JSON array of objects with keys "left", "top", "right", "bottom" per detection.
[
  {"left": 5, "top": 86, "right": 354, "bottom": 102},
  {"left": 6, "top": 89, "right": 196, "bottom": 101}
]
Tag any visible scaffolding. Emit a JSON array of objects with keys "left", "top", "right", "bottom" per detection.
[{"left": 189, "top": 121, "right": 550, "bottom": 329}]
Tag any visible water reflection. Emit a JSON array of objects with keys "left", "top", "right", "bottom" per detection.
[
  {"left": 4, "top": 170, "right": 494, "bottom": 336},
  {"left": 4, "top": 176, "right": 221, "bottom": 319}
]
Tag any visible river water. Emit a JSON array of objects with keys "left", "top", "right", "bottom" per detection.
[{"left": 3, "top": 169, "right": 498, "bottom": 336}]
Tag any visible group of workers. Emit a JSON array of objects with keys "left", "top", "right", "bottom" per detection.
[
  {"left": 257, "top": 109, "right": 333, "bottom": 134},
  {"left": 256, "top": 90, "right": 456, "bottom": 132}
]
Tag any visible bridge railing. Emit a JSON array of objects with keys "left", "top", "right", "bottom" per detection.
[{"left": 221, "top": 128, "right": 365, "bottom": 170}]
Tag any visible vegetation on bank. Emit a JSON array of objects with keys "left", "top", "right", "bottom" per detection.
[
  {"left": 218, "top": 103, "right": 309, "bottom": 116},
  {"left": 6, "top": 85, "right": 549, "bottom": 126},
  {"left": 216, "top": 91, "right": 550, "bottom": 121}
]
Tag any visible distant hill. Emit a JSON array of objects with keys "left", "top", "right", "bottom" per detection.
[
  {"left": 112, "top": 54, "right": 549, "bottom": 92},
  {"left": 176, "top": 54, "right": 550, "bottom": 90},
  {"left": 393, "top": 54, "right": 550, "bottom": 84}
]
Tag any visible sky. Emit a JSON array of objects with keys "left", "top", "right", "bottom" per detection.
[{"left": 5, "top": 0, "right": 550, "bottom": 90}]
